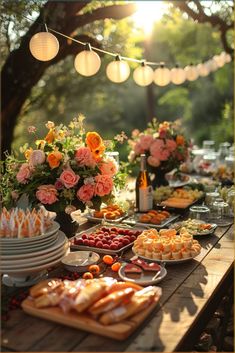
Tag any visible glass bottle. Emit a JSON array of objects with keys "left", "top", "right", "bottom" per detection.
[{"left": 136, "top": 154, "right": 153, "bottom": 212}]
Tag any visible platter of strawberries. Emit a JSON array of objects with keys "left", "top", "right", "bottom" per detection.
[
  {"left": 70, "top": 225, "right": 143, "bottom": 254},
  {"left": 123, "top": 209, "right": 180, "bottom": 229}
]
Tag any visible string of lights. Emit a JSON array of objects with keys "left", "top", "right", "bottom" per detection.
[{"left": 28, "top": 24, "right": 232, "bottom": 86}]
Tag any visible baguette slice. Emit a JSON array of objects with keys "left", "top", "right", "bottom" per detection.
[
  {"left": 73, "top": 281, "right": 108, "bottom": 313},
  {"left": 29, "top": 279, "right": 64, "bottom": 298},
  {"left": 89, "top": 287, "right": 135, "bottom": 316},
  {"left": 99, "top": 286, "right": 161, "bottom": 325}
]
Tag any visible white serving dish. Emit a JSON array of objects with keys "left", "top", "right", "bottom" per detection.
[
  {"left": 61, "top": 251, "right": 100, "bottom": 272},
  {"left": 118, "top": 263, "right": 167, "bottom": 286}
]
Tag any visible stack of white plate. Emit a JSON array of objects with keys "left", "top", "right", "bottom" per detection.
[{"left": 0, "top": 222, "right": 70, "bottom": 287}]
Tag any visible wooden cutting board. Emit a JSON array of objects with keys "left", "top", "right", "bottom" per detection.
[{"left": 22, "top": 296, "right": 160, "bottom": 340}]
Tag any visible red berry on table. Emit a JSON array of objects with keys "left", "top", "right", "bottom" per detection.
[
  {"left": 88, "top": 240, "right": 95, "bottom": 247},
  {"left": 103, "top": 244, "right": 110, "bottom": 250},
  {"left": 83, "top": 239, "right": 90, "bottom": 246},
  {"left": 74, "top": 238, "right": 84, "bottom": 245},
  {"left": 96, "top": 241, "right": 103, "bottom": 248},
  {"left": 130, "top": 235, "right": 137, "bottom": 242},
  {"left": 82, "top": 234, "right": 88, "bottom": 239}
]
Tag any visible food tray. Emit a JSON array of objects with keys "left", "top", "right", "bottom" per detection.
[
  {"left": 169, "top": 220, "right": 218, "bottom": 236},
  {"left": 22, "top": 291, "right": 161, "bottom": 341},
  {"left": 123, "top": 213, "right": 180, "bottom": 229},
  {"left": 159, "top": 195, "right": 205, "bottom": 211},
  {"left": 132, "top": 248, "right": 199, "bottom": 265},
  {"left": 86, "top": 212, "right": 128, "bottom": 224},
  {"left": 70, "top": 224, "right": 144, "bottom": 255}
]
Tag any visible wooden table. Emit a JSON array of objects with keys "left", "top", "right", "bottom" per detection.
[{"left": 1, "top": 221, "right": 234, "bottom": 352}]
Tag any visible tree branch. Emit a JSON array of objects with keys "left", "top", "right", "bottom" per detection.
[{"left": 171, "top": 0, "right": 234, "bottom": 54}]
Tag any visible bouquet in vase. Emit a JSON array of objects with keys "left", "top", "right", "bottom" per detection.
[
  {"left": 128, "top": 119, "right": 191, "bottom": 187},
  {"left": 1, "top": 115, "right": 126, "bottom": 216}
]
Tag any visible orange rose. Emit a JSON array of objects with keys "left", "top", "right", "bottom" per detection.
[
  {"left": 47, "top": 151, "right": 63, "bottom": 169},
  {"left": 24, "top": 148, "right": 33, "bottom": 160},
  {"left": 86, "top": 132, "right": 103, "bottom": 151},
  {"left": 92, "top": 144, "right": 106, "bottom": 160},
  {"left": 45, "top": 129, "right": 56, "bottom": 144},
  {"left": 176, "top": 135, "right": 185, "bottom": 145}
]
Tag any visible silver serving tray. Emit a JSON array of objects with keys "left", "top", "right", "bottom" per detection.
[
  {"left": 69, "top": 224, "right": 144, "bottom": 255},
  {"left": 123, "top": 213, "right": 180, "bottom": 229}
]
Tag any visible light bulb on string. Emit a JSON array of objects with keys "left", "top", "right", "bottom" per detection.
[
  {"left": 213, "top": 54, "right": 225, "bottom": 68},
  {"left": 29, "top": 31, "right": 59, "bottom": 61},
  {"left": 133, "top": 62, "right": 154, "bottom": 86},
  {"left": 224, "top": 53, "right": 232, "bottom": 63},
  {"left": 171, "top": 64, "right": 186, "bottom": 85},
  {"left": 74, "top": 43, "right": 101, "bottom": 76},
  {"left": 197, "top": 62, "right": 210, "bottom": 77},
  {"left": 184, "top": 63, "right": 199, "bottom": 81},
  {"left": 154, "top": 63, "right": 171, "bottom": 86},
  {"left": 206, "top": 59, "right": 218, "bottom": 72},
  {"left": 106, "top": 55, "right": 130, "bottom": 83}
]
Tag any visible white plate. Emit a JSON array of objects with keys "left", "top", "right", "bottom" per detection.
[
  {"left": 123, "top": 214, "right": 180, "bottom": 229},
  {"left": 2, "top": 271, "right": 48, "bottom": 287},
  {"left": 0, "top": 231, "right": 66, "bottom": 259},
  {"left": 61, "top": 251, "right": 100, "bottom": 272},
  {"left": 1, "top": 242, "right": 69, "bottom": 269},
  {"left": 0, "top": 222, "right": 60, "bottom": 243},
  {"left": 118, "top": 263, "right": 167, "bottom": 286},
  {"left": 168, "top": 175, "right": 192, "bottom": 188},
  {"left": 169, "top": 220, "right": 218, "bottom": 236},
  {"left": 132, "top": 247, "right": 199, "bottom": 265},
  {"left": 1, "top": 245, "right": 70, "bottom": 275},
  {"left": 0, "top": 233, "right": 58, "bottom": 250}
]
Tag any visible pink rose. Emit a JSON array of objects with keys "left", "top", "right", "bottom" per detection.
[
  {"left": 60, "top": 169, "right": 80, "bottom": 189},
  {"left": 150, "top": 139, "right": 170, "bottom": 161},
  {"left": 147, "top": 156, "right": 160, "bottom": 167},
  {"left": 77, "top": 184, "right": 95, "bottom": 202},
  {"left": 139, "top": 134, "right": 154, "bottom": 150},
  {"left": 166, "top": 139, "right": 177, "bottom": 152},
  {"left": 16, "top": 163, "right": 33, "bottom": 184},
  {"left": 36, "top": 185, "right": 58, "bottom": 205},
  {"left": 99, "top": 157, "right": 118, "bottom": 176},
  {"left": 94, "top": 174, "right": 113, "bottom": 197},
  {"left": 75, "top": 147, "right": 96, "bottom": 167},
  {"left": 29, "top": 150, "right": 46, "bottom": 166},
  {"left": 159, "top": 149, "right": 170, "bottom": 161},
  {"left": 150, "top": 139, "right": 164, "bottom": 158},
  {"left": 134, "top": 142, "right": 145, "bottom": 155}
]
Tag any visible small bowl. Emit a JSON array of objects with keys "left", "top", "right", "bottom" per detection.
[{"left": 61, "top": 251, "right": 100, "bottom": 273}]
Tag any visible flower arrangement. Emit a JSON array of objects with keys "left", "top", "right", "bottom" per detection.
[
  {"left": 1, "top": 115, "right": 125, "bottom": 214},
  {"left": 128, "top": 119, "right": 190, "bottom": 183}
]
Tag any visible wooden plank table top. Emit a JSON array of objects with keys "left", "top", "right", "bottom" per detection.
[{"left": 1, "top": 220, "right": 234, "bottom": 352}]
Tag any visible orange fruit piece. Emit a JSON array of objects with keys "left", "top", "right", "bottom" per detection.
[
  {"left": 88, "top": 264, "right": 100, "bottom": 275},
  {"left": 111, "top": 262, "right": 121, "bottom": 272},
  {"left": 82, "top": 272, "right": 94, "bottom": 279},
  {"left": 103, "top": 255, "right": 114, "bottom": 265}
]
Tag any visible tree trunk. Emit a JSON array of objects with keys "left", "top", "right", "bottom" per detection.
[{"left": 0, "top": 1, "right": 136, "bottom": 158}]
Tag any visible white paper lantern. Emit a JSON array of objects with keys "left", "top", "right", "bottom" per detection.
[
  {"left": 133, "top": 63, "right": 154, "bottom": 86},
  {"left": 206, "top": 59, "right": 218, "bottom": 72},
  {"left": 29, "top": 32, "right": 59, "bottom": 61},
  {"left": 106, "top": 56, "right": 130, "bottom": 83},
  {"left": 224, "top": 53, "right": 232, "bottom": 63},
  {"left": 154, "top": 64, "right": 171, "bottom": 86},
  {"left": 184, "top": 63, "right": 199, "bottom": 81},
  {"left": 171, "top": 65, "right": 186, "bottom": 85},
  {"left": 74, "top": 44, "right": 101, "bottom": 76},
  {"left": 197, "top": 63, "right": 210, "bottom": 77},
  {"left": 213, "top": 54, "right": 225, "bottom": 68}
]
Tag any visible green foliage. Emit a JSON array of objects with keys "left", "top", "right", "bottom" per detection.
[{"left": 1, "top": 0, "right": 233, "bottom": 154}]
